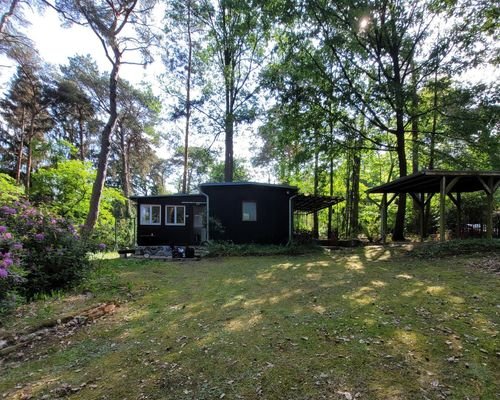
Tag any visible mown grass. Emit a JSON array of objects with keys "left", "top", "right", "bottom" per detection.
[{"left": 1, "top": 245, "right": 499, "bottom": 400}]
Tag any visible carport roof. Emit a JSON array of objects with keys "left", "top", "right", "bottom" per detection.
[
  {"left": 366, "top": 170, "right": 500, "bottom": 194},
  {"left": 293, "top": 194, "right": 344, "bottom": 213}
]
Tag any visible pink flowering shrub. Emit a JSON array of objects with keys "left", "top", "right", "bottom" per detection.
[
  {"left": 0, "top": 224, "right": 25, "bottom": 311},
  {"left": 0, "top": 200, "right": 91, "bottom": 301}
]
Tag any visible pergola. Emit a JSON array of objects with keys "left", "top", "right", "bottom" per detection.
[{"left": 366, "top": 170, "right": 500, "bottom": 243}]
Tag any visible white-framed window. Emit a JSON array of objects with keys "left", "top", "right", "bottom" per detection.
[
  {"left": 166, "top": 205, "right": 186, "bottom": 226},
  {"left": 242, "top": 201, "right": 257, "bottom": 221},
  {"left": 140, "top": 204, "right": 161, "bottom": 225}
]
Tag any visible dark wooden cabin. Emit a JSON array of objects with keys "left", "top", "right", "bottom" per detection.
[
  {"left": 130, "top": 193, "right": 207, "bottom": 246},
  {"left": 200, "top": 182, "right": 297, "bottom": 244},
  {"left": 131, "top": 182, "right": 343, "bottom": 246}
]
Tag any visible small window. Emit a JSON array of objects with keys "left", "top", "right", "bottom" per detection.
[
  {"left": 140, "top": 204, "right": 161, "bottom": 225},
  {"left": 242, "top": 201, "right": 257, "bottom": 221},
  {"left": 166, "top": 205, "right": 186, "bottom": 226}
]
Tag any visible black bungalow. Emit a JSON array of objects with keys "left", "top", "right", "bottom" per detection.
[
  {"left": 130, "top": 193, "right": 207, "bottom": 246},
  {"left": 131, "top": 182, "right": 343, "bottom": 246}
]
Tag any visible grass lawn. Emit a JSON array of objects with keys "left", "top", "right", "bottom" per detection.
[{"left": 1, "top": 246, "right": 499, "bottom": 399}]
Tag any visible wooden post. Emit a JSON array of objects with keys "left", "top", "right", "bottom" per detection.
[
  {"left": 381, "top": 193, "right": 387, "bottom": 244},
  {"left": 440, "top": 176, "right": 446, "bottom": 242},
  {"left": 486, "top": 178, "right": 493, "bottom": 240},
  {"left": 456, "top": 192, "right": 462, "bottom": 239},
  {"left": 419, "top": 193, "right": 425, "bottom": 242}
]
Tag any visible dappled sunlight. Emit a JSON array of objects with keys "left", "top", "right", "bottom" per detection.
[
  {"left": 401, "top": 288, "right": 422, "bottom": 297},
  {"left": 396, "top": 273, "right": 413, "bottom": 280},
  {"left": 447, "top": 295, "right": 465, "bottom": 304},
  {"left": 394, "top": 329, "right": 419, "bottom": 347},
  {"left": 346, "top": 286, "right": 377, "bottom": 305},
  {"left": 370, "top": 280, "right": 387, "bottom": 288},
  {"left": 121, "top": 307, "right": 149, "bottom": 322},
  {"left": 272, "top": 262, "right": 295, "bottom": 270},
  {"left": 363, "top": 246, "right": 392, "bottom": 261},
  {"left": 311, "top": 304, "right": 326, "bottom": 314},
  {"left": 225, "top": 312, "right": 262, "bottom": 332},
  {"left": 344, "top": 255, "right": 365, "bottom": 272},
  {"left": 241, "top": 288, "right": 305, "bottom": 309},
  {"left": 305, "top": 260, "right": 330, "bottom": 269},
  {"left": 426, "top": 286, "right": 445, "bottom": 295},
  {"left": 256, "top": 271, "right": 274, "bottom": 280},
  {"left": 222, "top": 294, "right": 246, "bottom": 309},
  {"left": 223, "top": 277, "right": 247, "bottom": 285},
  {"left": 305, "top": 272, "right": 322, "bottom": 281}
]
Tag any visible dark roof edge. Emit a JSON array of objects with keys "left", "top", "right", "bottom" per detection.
[
  {"left": 200, "top": 181, "right": 298, "bottom": 190},
  {"left": 129, "top": 193, "right": 204, "bottom": 200}
]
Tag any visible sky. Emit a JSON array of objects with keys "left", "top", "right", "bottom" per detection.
[{"left": 0, "top": 4, "right": 270, "bottom": 189}]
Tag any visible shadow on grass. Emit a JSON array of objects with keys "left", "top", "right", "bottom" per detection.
[{"left": 1, "top": 248, "right": 499, "bottom": 400}]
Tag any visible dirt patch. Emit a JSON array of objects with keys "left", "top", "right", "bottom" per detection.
[
  {"left": 466, "top": 256, "right": 500, "bottom": 275},
  {"left": 0, "top": 302, "right": 118, "bottom": 359}
]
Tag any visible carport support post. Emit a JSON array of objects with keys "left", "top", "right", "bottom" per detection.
[
  {"left": 486, "top": 177, "right": 493, "bottom": 240},
  {"left": 440, "top": 176, "right": 446, "bottom": 242},
  {"left": 419, "top": 193, "right": 425, "bottom": 242},
  {"left": 456, "top": 192, "right": 462, "bottom": 239},
  {"left": 381, "top": 193, "right": 388, "bottom": 244}
]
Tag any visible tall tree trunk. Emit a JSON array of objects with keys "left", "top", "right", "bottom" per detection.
[
  {"left": 182, "top": 0, "right": 193, "bottom": 193},
  {"left": 411, "top": 68, "right": 420, "bottom": 233},
  {"left": 350, "top": 144, "right": 361, "bottom": 236},
  {"left": 328, "top": 156, "right": 333, "bottom": 239},
  {"left": 78, "top": 108, "right": 85, "bottom": 162},
  {"left": 312, "top": 130, "right": 319, "bottom": 239},
  {"left": 424, "top": 70, "right": 439, "bottom": 236},
  {"left": 15, "top": 107, "right": 25, "bottom": 184},
  {"left": 84, "top": 54, "right": 121, "bottom": 234},
  {"left": 223, "top": 7, "right": 235, "bottom": 183},
  {"left": 224, "top": 108, "right": 234, "bottom": 182},
  {"left": 25, "top": 115, "right": 35, "bottom": 194},
  {"left": 119, "top": 124, "right": 132, "bottom": 217},
  {"left": 392, "top": 59, "right": 407, "bottom": 241}
]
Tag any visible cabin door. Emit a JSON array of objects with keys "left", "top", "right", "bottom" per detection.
[{"left": 192, "top": 205, "right": 207, "bottom": 244}]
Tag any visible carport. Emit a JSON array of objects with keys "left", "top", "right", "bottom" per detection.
[{"left": 366, "top": 170, "right": 500, "bottom": 242}]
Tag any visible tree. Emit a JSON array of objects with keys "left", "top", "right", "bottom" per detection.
[
  {"left": 1, "top": 65, "right": 53, "bottom": 190},
  {"left": 294, "top": 0, "right": 455, "bottom": 240},
  {"left": 163, "top": 0, "right": 207, "bottom": 193},
  {"left": 208, "top": 158, "right": 250, "bottom": 182},
  {"left": 111, "top": 81, "right": 161, "bottom": 214},
  {"left": 52, "top": 0, "right": 156, "bottom": 234},
  {"left": 45, "top": 79, "right": 96, "bottom": 161},
  {"left": 194, "top": 0, "right": 267, "bottom": 182}
]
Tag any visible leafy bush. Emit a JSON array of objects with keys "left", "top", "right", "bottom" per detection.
[
  {"left": 407, "top": 239, "right": 500, "bottom": 259},
  {"left": 206, "top": 241, "right": 322, "bottom": 257},
  {"left": 30, "top": 160, "right": 125, "bottom": 247},
  {"left": 0, "top": 173, "right": 24, "bottom": 203},
  {"left": 0, "top": 224, "right": 25, "bottom": 313},
  {"left": 0, "top": 200, "right": 92, "bottom": 301}
]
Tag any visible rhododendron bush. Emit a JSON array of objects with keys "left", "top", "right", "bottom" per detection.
[{"left": 0, "top": 200, "right": 91, "bottom": 310}]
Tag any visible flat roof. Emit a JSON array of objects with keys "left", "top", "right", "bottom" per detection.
[
  {"left": 129, "top": 193, "right": 204, "bottom": 200},
  {"left": 366, "top": 170, "right": 500, "bottom": 194},
  {"left": 200, "top": 181, "right": 298, "bottom": 190}
]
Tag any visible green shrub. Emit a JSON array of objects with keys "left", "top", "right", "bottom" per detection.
[
  {"left": 408, "top": 239, "right": 500, "bottom": 258},
  {"left": 206, "top": 241, "right": 322, "bottom": 257}
]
